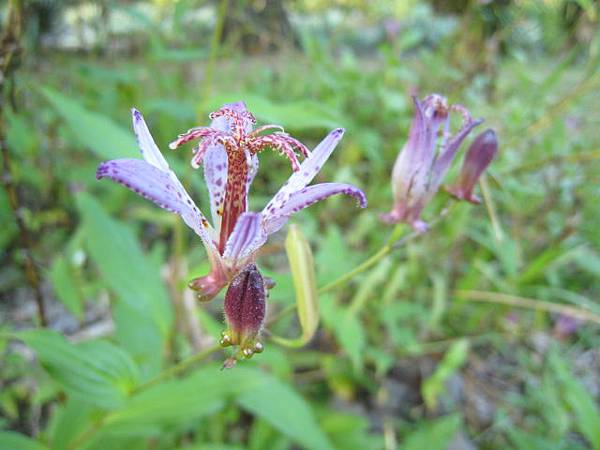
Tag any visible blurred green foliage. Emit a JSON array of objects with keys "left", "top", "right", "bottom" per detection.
[{"left": 1, "top": 0, "right": 600, "bottom": 449}]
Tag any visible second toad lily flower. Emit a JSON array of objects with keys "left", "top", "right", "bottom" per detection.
[
  {"left": 381, "top": 94, "right": 483, "bottom": 232},
  {"left": 96, "top": 103, "right": 367, "bottom": 301}
]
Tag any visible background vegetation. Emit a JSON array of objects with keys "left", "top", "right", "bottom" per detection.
[{"left": 1, "top": 0, "right": 599, "bottom": 449}]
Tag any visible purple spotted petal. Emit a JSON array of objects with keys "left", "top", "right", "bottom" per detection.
[
  {"left": 131, "top": 108, "right": 169, "bottom": 171},
  {"left": 223, "top": 212, "right": 267, "bottom": 264},
  {"left": 203, "top": 143, "right": 228, "bottom": 232},
  {"left": 262, "top": 128, "right": 345, "bottom": 217},
  {"left": 246, "top": 152, "right": 259, "bottom": 195},
  {"left": 263, "top": 182, "right": 367, "bottom": 235},
  {"left": 211, "top": 101, "right": 254, "bottom": 134},
  {"left": 96, "top": 158, "right": 216, "bottom": 249}
]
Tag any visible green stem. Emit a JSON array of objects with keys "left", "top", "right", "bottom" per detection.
[
  {"left": 501, "top": 149, "right": 600, "bottom": 175},
  {"left": 0, "top": 0, "right": 46, "bottom": 326},
  {"left": 507, "top": 72, "right": 600, "bottom": 148},
  {"left": 267, "top": 206, "right": 456, "bottom": 328},
  {"left": 171, "top": 0, "right": 229, "bottom": 353},
  {"left": 318, "top": 244, "right": 392, "bottom": 294},
  {"left": 133, "top": 344, "right": 221, "bottom": 393},
  {"left": 318, "top": 206, "right": 454, "bottom": 295},
  {"left": 202, "top": 0, "right": 229, "bottom": 99}
]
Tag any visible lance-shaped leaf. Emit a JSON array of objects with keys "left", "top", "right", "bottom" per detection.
[
  {"left": 16, "top": 330, "right": 140, "bottom": 409},
  {"left": 41, "top": 86, "right": 137, "bottom": 160},
  {"left": 0, "top": 432, "right": 50, "bottom": 450},
  {"left": 422, "top": 338, "right": 470, "bottom": 411},
  {"left": 271, "top": 225, "right": 319, "bottom": 348}
]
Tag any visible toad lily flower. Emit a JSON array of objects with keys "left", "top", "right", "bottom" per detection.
[
  {"left": 96, "top": 103, "right": 367, "bottom": 303},
  {"left": 381, "top": 94, "right": 483, "bottom": 232},
  {"left": 445, "top": 129, "right": 498, "bottom": 204}
]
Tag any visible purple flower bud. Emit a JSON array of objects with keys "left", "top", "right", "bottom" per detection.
[
  {"left": 220, "top": 264, "right": 266, "bottom": 359},
  {"left": 381, "top": 94, "right": 482, "bottom": 231},
  {"left": 446, "top": 129, "right": 498, "bottom": 204}
]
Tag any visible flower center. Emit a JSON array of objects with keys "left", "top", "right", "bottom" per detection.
[
  {"left": 219, "top": 149, "right": 249, "bottom": 253},
  {"left": 170, "top": 102, "right": 310, "bottom": 253}
]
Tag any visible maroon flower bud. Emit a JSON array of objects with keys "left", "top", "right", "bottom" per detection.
[
  {"left": 220, "top": 264, "right": 266, "bottom": 359},
  {"left": 446, "top": 129, "right": 498, "bottom": 204}
]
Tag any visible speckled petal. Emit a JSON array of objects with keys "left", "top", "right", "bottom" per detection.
[
  {"left": 131, "top": 108, "right": 169, "bottom": 171},
  {"left": 262, "top": 128, "right": 345, "bottom": 219},
  {"left": 263, "top": 182, "right": 367, "bottom": 235},
  {"left": 246, "top": 153, "right": 259, "bottom": 195},
  {"left": 96, "top": 158, "right": 216, "bottom": 248},
  {"left": 223, "top": 212, "right": 267, "bottom": 264},
  {"left": 203, "top": 144, "right": 228, "bottom": 233}
]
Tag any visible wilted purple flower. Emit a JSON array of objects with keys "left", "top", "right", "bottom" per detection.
[
  {"left": 96, "top": 103, "right": 366, "bottom": 303},
  {"left": 381, "top": 94, "right": 483, "bottom": 232},
  {"left": 446, "top": 129, "right": 498, "bottom": 204},
  {"left": 220, "top": 264, "right": 266, "bottom": 359}
]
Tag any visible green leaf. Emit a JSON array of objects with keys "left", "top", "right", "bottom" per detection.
[
  {"left": 507, "top": 428, "right": 564, "bottom": 450},
  {"left": 177, "top": 444, "right": 248, "bottom": 450},
  {"left": 176, "top": 445, "right": 245, "bottom": 450},
  {"left": 347, "top": 257, "right": 392, "bottom": 316},
  {"left": 99, "top": 364, "right": 331, "bottom": 450},
  {"left": 17, "top": 329, "right": 139, "bottom": 409},
  {"left": 48, "top": 398, "right": 97, "bottom": 450},
  {"left": 40, "top": 86, "right": 137, "bottom": 160},
  {"left": 402, "top": 414, "right": 462, "bottom": 450},
  {"left": 112, "top": 301, "right": 164, "bottom": 377},
  {"left": 76, "top": 192, "right": 173, "bottom": 339},
  {"left": 48, "top": 255, "right": 84, "bottom": 318},
  {"left": 321, "top": 412, "right": 384, "bottom": 450},
  {"left": 0, "top": 432, "right": 50, "bottom": 450},
  {"left": 321, "top": 295, "right": 365, "bottom": 371},
  {"left": 271, "top": 225, "right": 319, "bottom": 348},
  {"left": 428, "top": 273, "right": 447, "bottom": 333},
  {"left": 236, "top": 368, "right": 334, "bottom": 450},
  {"left": 549, "top": 351, "right": 600, "bottom": 449},
  {"left": 105, "top": 364, "right": 250, "bottom": 430},
  {"left": 422, "top": 339, "right": 470, "bottom": 411},
  {"left": 316, "top": 226, "right": 357, "bottom": 286}
]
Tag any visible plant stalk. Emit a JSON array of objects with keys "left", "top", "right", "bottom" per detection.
[{"left": 0, "top": 0, "right": 47, "bottom": 326}]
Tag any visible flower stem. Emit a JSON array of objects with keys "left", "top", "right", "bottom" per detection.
[
  {"left": 455, "top": 290, "right": 600, "bottom": 324},
  {"left": 0, "top": 0, "right": 46, "bottom": 326},
  {"left": 268, "top": 208, "right": 455, "bottom": 327},
  {"left": 133, "top": 343, "right": 222, "bottom": 393},
  {"left": 318, "top": 244, "right": 392, "bottom": 294},
  {"left": 501, "top": 149, "right": 600, "bottom": 175},
  {"left": 202, "top": 0, "right": 229, "bottom": 99},
  {"left": 480, "top": 174, "right": 503, "bottom": 242}
]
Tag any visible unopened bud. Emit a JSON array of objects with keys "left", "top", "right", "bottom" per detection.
[
  {"left": 446, "top": 129, "right": 498, "bottom": 204},
  {"left": 222, "top": 264, "right": 266, "bottom": 360}
]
